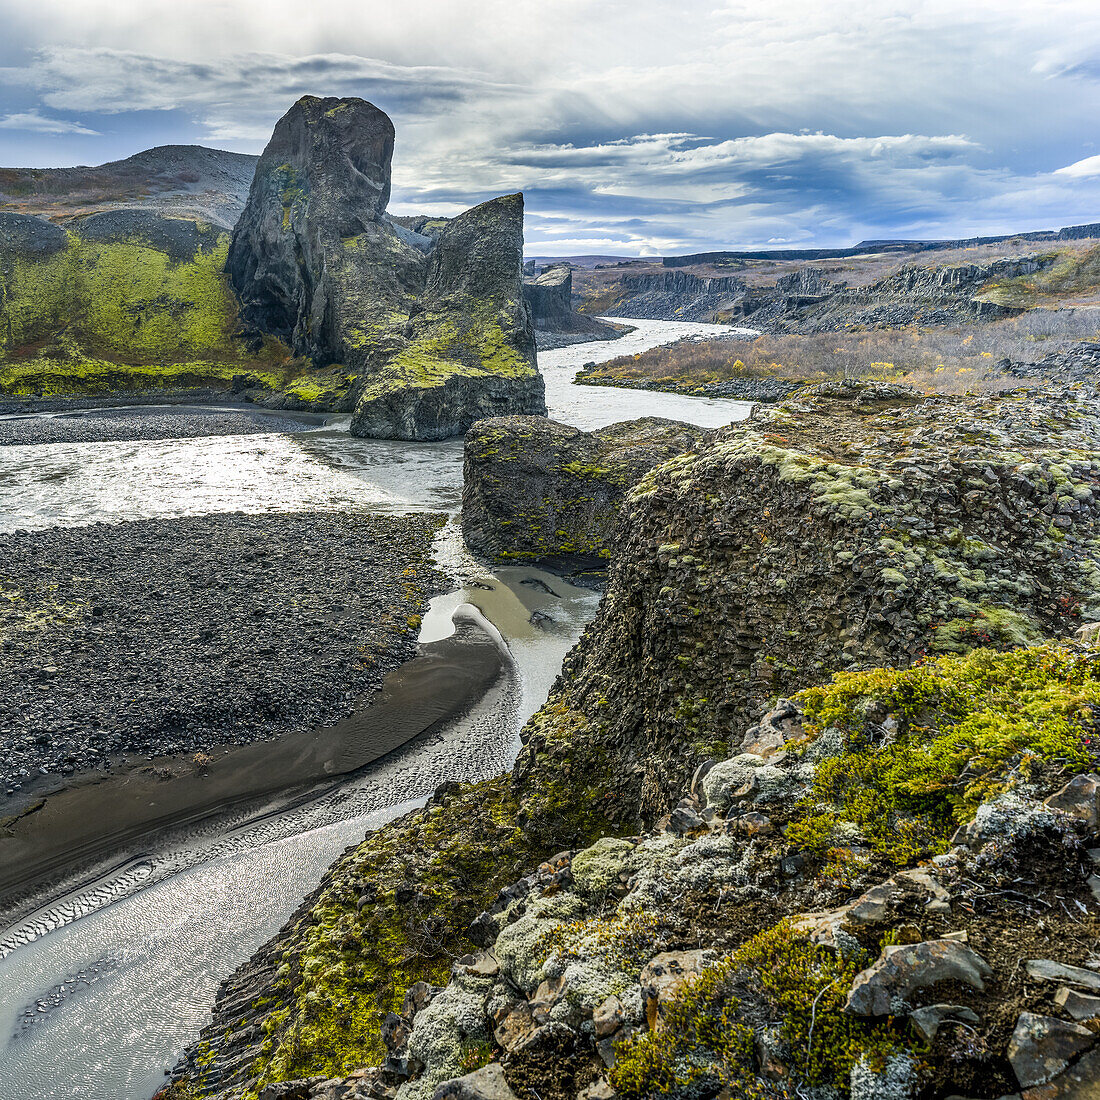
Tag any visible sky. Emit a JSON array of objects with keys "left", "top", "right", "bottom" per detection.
[{"left": 2, "top": 0, "right": 1100, "bottom": 256}]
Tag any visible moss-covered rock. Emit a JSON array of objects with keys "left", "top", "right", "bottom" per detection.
[
  {"left": 349, "top": 194, "right": 545, "bottom": 441},
  {"left": 0, "top": 209, "right": 313, "bottom": 402},
  {"left": 228, "top": 97, "right": 544, "bottom": 441},
  {"left": 461, "top": 415, "right": 709, "bottom": 574}
]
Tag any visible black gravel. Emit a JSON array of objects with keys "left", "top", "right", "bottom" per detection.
[
  {"left": 0, "top": 407, "right": 317, "bottom": 447},
  {"left": 0, "top": 511, "right": 445, "bottom": 798}
]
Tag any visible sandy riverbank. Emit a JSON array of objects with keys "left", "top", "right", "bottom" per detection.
[{"left": 0, "top": 608, "right": 505, "bottom": 911}]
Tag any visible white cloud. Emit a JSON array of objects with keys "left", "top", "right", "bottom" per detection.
[
  {"left": 0, "top": 108, "right": 99, "bottom": 135},
  {"left": 1055, "top": 154, "right": 1100, "bottom": 179},
  {"left": 2, "top": 1, "right": 1100, "bottom": 252}
]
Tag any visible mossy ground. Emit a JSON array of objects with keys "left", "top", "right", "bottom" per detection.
[
  {"left": 785, "top": 643, "right": 1100, "bottom": 865},
  {"left": 0, "top": 228, "right": 346, "bottom": 405}
]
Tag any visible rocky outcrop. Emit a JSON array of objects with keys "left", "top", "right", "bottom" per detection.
[
  {"left": 522, "top": 266, "right": 621, "bottom": 348},
  {"left": 591, "top": 253, "right": 1060, "bottom": 331},
  {"left": 600, "top": 270, "right": 747, "bottom": 323},
  {"left": 227, "top": 96, "right": 544, "bottom": 441},
  {"left": 529, "top": 383, "right": 1100, "bottom": 820},
  {"left": 348, "top": 193, "right": 545, "bottom": 441},
  {"left": 461, "top": 416, "right": 709, "bottom": 574},
  {"left": 227, "top": 95, "right": 403, "bottom": 362},
  {"left": 166, "top": 383, "right": 1100, "bottom": 1099}
]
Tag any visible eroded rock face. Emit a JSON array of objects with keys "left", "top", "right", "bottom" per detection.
[
  {"left": 227, "top": 96, "right": 544, "bottom": 440},
  {"left": 462, "top": 415, "right": 709, "bottom": 573},
  {"left": 349, "top": 194, "right": 545, "bottom": 441},
  {"left": 227, "top": 95, "right": 403, "bottom": 358}
]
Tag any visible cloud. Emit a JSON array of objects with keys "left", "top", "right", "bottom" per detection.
[
  {"left": 1055, "top": 154, "right": 1100, "bottom": 179},
  {"left": 0, "top": 107, "right": 99, "bottom": 135},
  {"left": 2, "top": 2, "right": 1100, "bottom": 253}
]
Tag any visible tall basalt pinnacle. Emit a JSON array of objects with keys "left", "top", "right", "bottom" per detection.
[{"left": 228, "top": 95, "right": 545, "bottom": 440}]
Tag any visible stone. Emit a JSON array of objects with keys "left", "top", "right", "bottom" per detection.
[
  {"left": 1020, "top": 1048, "right": 1100, "bottom": 1099},
  {"left": 667, "top": 801, "right": 706, "bottom": 835},
  {"left": 1043, "top": 774, "right": 1100, "bottom": 831},
  {"left": 908, "top": 1003, "right": 980, "bottom": 1041},
  {"left": 530, "top": 975, "right": 568, "bottom": 1017},
  {"left": 432, "top": 1063, "right": 521, "bottom": 1100},
  {"left": 1025, "top": 960, "right": 1100, "bottom": 993},
  {"left": 402, "top": 982, "right": 440, "bottom": 1020},
  {"left": 593, "top": 995, "right": 625, "bottom": 1039},
  {"left": 576, "top": 1079, "right": 616, "bottom": 1100},
  {"left": 258, "top": 1081, "right": 326, "bottom": 1100},
  {"left": 1053, "top": 986, "right": 1100, "bottom": 1021},
  {"left": 1007, "top": 1012, "right": 1095, "bottom": 1088},
  {"left": 845, "top": 940, "right": 993, "bottom": 1016},
  {"left": 456, "top": 952, "right": 500, "bottom": 979},
  {"left": 640, "top": 950, "right": 711, "bottom": 1030},
  {"left": 847, "top": 867, "right": 952, "bottom": 924},
  {"left": 493, "top": 1001, "right": 535, "bottom": 1052}
]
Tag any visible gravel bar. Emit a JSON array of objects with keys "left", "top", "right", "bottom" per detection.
[
  {"left": 0, "top": 511, "right": 445, "bottom": 798},
  {"left": 0, "top": 406, "right": 320, "bottom": 446}
]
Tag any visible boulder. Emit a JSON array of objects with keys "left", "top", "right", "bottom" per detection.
[
  {"left": 845, "top": 940, "right": 993, "bottom": 1017},
  {"left": 432, "top": 1063, "right": 520, "bottom": 1100},
  {"left": 1007, "top": 1012, "right": 1095, "bottom": 1088},
  {"left": 462, "top": 416, "right": 708, "bottom": 571}
]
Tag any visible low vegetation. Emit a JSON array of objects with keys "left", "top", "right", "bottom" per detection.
[{"left": 578, "top": 310, "right": 1100, "bottom": 395}]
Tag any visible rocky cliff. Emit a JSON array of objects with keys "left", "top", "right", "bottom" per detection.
[
  {"left": 162, "top": 383, "right": 1100, "bottom": 1100},
  {"left": 522, "top": 267, "right": 623, "bottom": 348},
  {"left": 596, "top": 270, "right": 748, "bottom": 323},
  {"left": 227, "top": 96, "right": 545, "bottom": 441},
  {"left": 462, "top": 416, "right": 710, "bottom": 575}
]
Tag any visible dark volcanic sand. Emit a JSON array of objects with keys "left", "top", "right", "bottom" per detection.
[
  {"left": 0, "top": 406, "right": 317, "bottom": 446},
  {"left": 0, "top": 511, "right": 445, "bottom": 798}
]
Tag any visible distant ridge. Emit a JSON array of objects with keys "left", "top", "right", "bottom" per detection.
[
  {"left": 662, "top": 222, "right": 1100, "bottom": 267},
  {"left": 0, "top": 144, "right": 259, "bottom": 229}
]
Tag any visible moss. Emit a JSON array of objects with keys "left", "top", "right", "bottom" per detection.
[
  {"left": 611, "top": 919, "right": 899, "bottom": 1098},
  {"left": 787, "top": 644, "right": 1100, "bottom": 864},
  {"left": 0, "top": 226, "right": 309, "bottom": 398}
]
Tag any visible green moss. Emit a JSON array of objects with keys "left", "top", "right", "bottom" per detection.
[
  {"left": 611, "top": 919, "right": 898, "bottom": 1098},
  {"left": 356, "top": 309, "right": 536, "bottom": 403},
  {"left": 787, "top": 644, "right": 1100, "bottom": 864},
  {"left": 0, "top": 227, "right": 305, "bottom": 398}
]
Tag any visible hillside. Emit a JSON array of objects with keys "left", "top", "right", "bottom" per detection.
[{"left": 0, "top": 145, "right": 258, "bottom": 229}]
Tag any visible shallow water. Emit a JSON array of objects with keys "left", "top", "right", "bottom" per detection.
[{"left": 0, "top": 318, "right": 752, "bottom": 1099}]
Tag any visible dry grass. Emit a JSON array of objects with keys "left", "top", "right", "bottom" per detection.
[{"left": 582, "top": 310, "right": 1100, "bottom": 395}]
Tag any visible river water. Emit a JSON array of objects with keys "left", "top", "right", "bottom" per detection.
[{"left": 0, "top": 319, "right": 753, "bottom": 1100}]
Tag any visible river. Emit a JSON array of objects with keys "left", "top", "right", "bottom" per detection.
[{"left": 0, "top": 319, "right": 753, "bottom": 1100}]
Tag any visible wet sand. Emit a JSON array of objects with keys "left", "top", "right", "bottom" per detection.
[{"left": 0, "top": 608, "right": 504, "bottom": 912}]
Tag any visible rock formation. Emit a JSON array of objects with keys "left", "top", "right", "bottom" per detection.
[
  {"left": 227, "top": 95, "right": 545, "bottom": 441},
  {"left": 163, "top": 383, "right": 1100, "bottom": 1099},
  {"left": 462, "top": 415, "right": 710, "bottom": 575},
  {"left": 0, "top": 208, "right": 294, "bottom": 401},
  {"left": 522, "top": 266, "right": 623, "bottom": 348}
]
